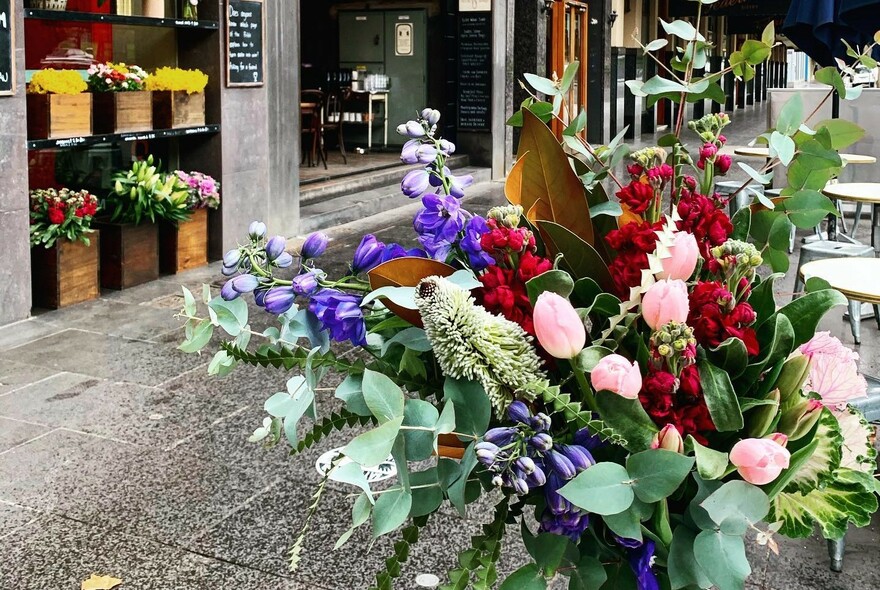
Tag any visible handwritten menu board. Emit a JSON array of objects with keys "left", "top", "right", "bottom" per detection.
[
  {"left": 226, "top": 0, "right": 264, "bottom": 87},
  {"left": 0, "top": 0, "right": 13, "bottom": 96},
  {"left": 457, "top": 11, "right": 491, "bottom": 130}
]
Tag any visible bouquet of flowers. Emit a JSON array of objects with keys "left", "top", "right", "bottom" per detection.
[
  {"left": 86, "top": 62, "right": 148, "bottom": 92},
  {"left": 29, "top": 187, "right": 99, "bottom": 248},
  {"left": 145, "top": 67, "right": 209, "bottom": 94},
  {"left": 174, "top": 170, "right": 220, "bottom": 210},
  {"left": 107, "top": 155, "right": 191, "bottom": 225},
  {"left": 178, "top": 10, "right": 879, "bottom": 589},
  {"left": 27, "top": 69, "right": 87, "bottom": 95}
]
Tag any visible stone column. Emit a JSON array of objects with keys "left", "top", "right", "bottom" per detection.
[{"left": 0, "top": 0, "right": 31, "bottom": 324}]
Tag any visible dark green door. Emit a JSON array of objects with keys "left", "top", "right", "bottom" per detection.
[{"left": 384, "top": 9, "right": 427, "bottom": 146}]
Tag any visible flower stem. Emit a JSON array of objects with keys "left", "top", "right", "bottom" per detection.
[{"left": 572, "top": 365, "right": 600, "bottom": 414}]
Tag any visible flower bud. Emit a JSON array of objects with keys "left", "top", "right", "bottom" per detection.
[
  {"left": 254, "top": 288, "right": 268, "bottom": 307},
  {"left": 747, "top": 388, "right": 781, "bottom": 438},
  {"left": 273, "top": 252, "right": 293, "bottom": 269},
  {"left": 730, "top": 438, "right": 791, "bottom": 485},
  {"left": 421, "top": 108, "right": 441, "bottom": 126},
  {"left": 221, "top": 264, "right": 238, "bottom": 277},
  {"left": 491, "top": 474, "right": 504, "bottom": 487},
  {"left": 265, "top": 235, "right": 286, "bottom": 261},
  {"left": 764, "top": 433, "right": 789, "bottom": 447},
  {"left": 533, "top": 292, "right": 586, "bottom": 359},
  {"left": 529, "top": 433, "right": 553, "bottom": 452},
  {"left": 292, "top": 272, "right": 319, "bottom": 296},
  {"left": 220, "top": 280, "right": 241, "bottom": 301},
  {"left": 507, "top": 400, "right": 532, "bottom": 424},
  {"left": 400, "top": 168, "right": 431, "bottom": 199},
  {"left": 513, "top": 477, "right": 530, "bottom": 495},
  {"left": 530, "top": 413, "right": 552, "bottom": 433},
  {"left": 396, "top": 120, "right": 426, "bottom": 138},
  {"left": 230, "top": 274, "right": 259, "bottom": 294},
  {"left": 351, "top": 234, "right": 385, "bottom": 274},
  {"left": 773, "top": 353, "right": 812, "bottom": 407},
  {"left": 699, "top": 143, "right": 717, "bottom": 161},
  {"left": 642, "top": 279, "right": 690, "bottom": 330},
  {"left": 400, "top": 139, "right": 421, "bottom": 164},
  {"left": 415, "top": 144, "right": 439, "bottom": 165},
  {"left": 557, "top": 444, "right": 595, "bottom": 472},
  {"left": 223, "top": 249, "right": 242, "bottom": 268},
  {"left": 778, "top": 398, "right": 823, "bottom": 441},
  {"left": 651, "top": 424, "right": 684, "bottom": 453},
  {"left": 484, "top": 427, "right": 517, "bottom": 446},
  {"left": 545, "top": 450, "right": 577, "bottom": 480},
  {"left": 528, "top": 465, "right": 547, "bottom": 486},
  {"left": 301, "top": 232, "right": 330, "bottom": 259},
  {"left": 263, "top": 286, "right": 296, "bottom": 315},
  {"left": 515, "top": 456, "right": 537, "bottom": 475},
  {"left": 658, "top": 231, "right": 699, "bottom": 281},
  {"left": 248, "top": 221, "right": 267, "bottom": 240},
  {"left": 590, "top": 354, "right": 643, "bottom": 400},
  {"left": 439, "top": 139, "right": 456, "bottom": 154}
]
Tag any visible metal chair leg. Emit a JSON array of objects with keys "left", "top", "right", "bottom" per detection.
[
  {"left": 849, "top": 299, "right": 862, "bottom": 345},
  {"left": 828, "top": 537, "right": 845, "bottom": 572},
  {"left": 874, "top": 304, "right": 880, "bottom": 330}
]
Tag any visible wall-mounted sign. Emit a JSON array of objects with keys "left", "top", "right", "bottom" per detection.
[
  {"left": 0, "top": 0, "right": 14, "bottom": 96},
  {"left": 459, "top": 0, "right": 491, "bottom": 12},
  {"left": 226, "top": 0, "right": 264, "bottom": 87},
  {"left": 457, "top": 11, "right": 491, "bottom": 130},
  {"left": 395, "top": 23, "right": 413, "bottom": 56}
]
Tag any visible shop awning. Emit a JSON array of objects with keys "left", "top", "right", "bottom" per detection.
[{"left": 782, "top": 0, "right": 880, "bottom": 66}]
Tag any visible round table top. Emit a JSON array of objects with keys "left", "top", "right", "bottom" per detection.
[
  {"left": 799, "top": 258, "right": 880, "bottom": 304},
  {"left": 821, "top": 182, "right": 880, "bottom": 204},
  {"left": 733, "top": 146, "right": 877, "bottom": 165}
]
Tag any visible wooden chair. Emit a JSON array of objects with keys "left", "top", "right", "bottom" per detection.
[
  {"left": 322, "top": 89, "right": 347, "bottom": 165},
  {"left": 300, "top": 89, "right": 326, "bottom": 168}
]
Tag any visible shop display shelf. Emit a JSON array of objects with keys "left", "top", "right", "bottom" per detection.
[
  {"left": 24, "top": 8, "right": 220, "bottom": 30},
  {"left": 27, "top": 123, "right": 220, "bottom": 150}
]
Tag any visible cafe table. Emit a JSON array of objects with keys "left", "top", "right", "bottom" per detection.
[
  {"left": 733, "top": 146, "right": 877, "bottom": 165},
  {"left": 821, "top": 182, "right": 880, "bottom": 249},
  {"left": 799, "top": 258, "right": 880, "bottom": 344}
]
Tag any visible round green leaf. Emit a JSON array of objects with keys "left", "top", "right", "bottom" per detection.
[
  {"left": 362, "top": 369, "right": 404, "bottom": 423},
  {"left": 558, "top": 462, "right": 634, "bottom": 515},
  {"left": 372, "top": 487, "right": 412, "bottom": 537},
  {"left": 402, "top": 399, "right": 439, "bottom": 461},
  {"left": 627, "top": 450, "right": 695, "bottom": 503}
]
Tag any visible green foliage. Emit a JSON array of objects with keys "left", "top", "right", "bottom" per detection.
[
  {"left": 369, "top": 516, "right": 430, "bottom": 590},
  {"left": 525, "top": 269, "right": 575, "bottom": 305},
  {"left": 559, "top": 462, "right": 634, "bottom": 515},
  {"left": 595, "top": 390, "right": 658, "bottom": 452},
  {"left": 288, "top": 409, "right": 373, "bottom": 456},
  {"left": 697, "top": 360, "right": 744, "bottom": 432},
  {"left": 344, "top": 416, "right": 404, "bottom": 467},
  {"left": 442, "top": 378, "right": 490, "bottom": 439},
  {"left": 536, "top": 382, "right": 626, "bottom": 446},
  {"left": 440, "top": 499, "right": 509, "bottom": 590},
  {"left": 627, "top": 450, "right": 695, "bottom": 503}
]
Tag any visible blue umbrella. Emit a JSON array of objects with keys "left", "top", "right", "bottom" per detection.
[{"left": 782, "top": 0, "right": 878, "bottom": 66}]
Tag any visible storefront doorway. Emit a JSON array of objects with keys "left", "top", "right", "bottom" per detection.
[{"left": 548, "top": 0, "right": 590, "bottom": 137}]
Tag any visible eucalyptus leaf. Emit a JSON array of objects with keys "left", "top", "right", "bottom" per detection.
[
  {"left": 362, "top": 369, "right": 405, "bottom": 423},
  {"left": 627, "top": 449, "right": 695, "bottom": 503},
  {"left": 344, "top": 416, "right": 404, "bottom": 467},
  {"left": 372, "top": 487, "right": 412, "bottom": 537},
  {"left": 558, "top": 462, "right": 634, "bottom": 515}
]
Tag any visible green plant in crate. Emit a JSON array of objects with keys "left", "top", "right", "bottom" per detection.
[{"left": 107, "top": 155, "right": 191, "bottom": 225}]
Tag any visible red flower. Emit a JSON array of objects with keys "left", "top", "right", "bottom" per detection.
[
  {"left": 676, "top": 191, "right": 733, "bottom": 259},
  {"left": 640, "top": 366, "right": 716, "bottom": 443},
  {"left": 716, "top": 154, "right": 732, "bottom": 175},
  {"left": 479, "top": 222, "right": 536, "bottom": 266},
  {"left": 605, "top": 221, "right": 663, "bottom": 299},
  {"left": 517, "top": 251, "right": 553, "bottom": 282},
  {"left": 478, "top": 252, "right": 552, "bottom": 336},
  {"left": 47, "top": 207, "right": 65, "bottom": 225},
  {"left": 688, "top": 281, "right": 760, "bottom": 355},
  {"left": 639, "top": 370, "right": 677, "bottom": 423},
  {"left": 608, "top": 251, "right": 649, "bottom": 300},
  {"left": 627, "top": 163, "right": 645, "bottom": 178},
  {"left": 616, "top": 180, "right": 655, "bottom": 214}
]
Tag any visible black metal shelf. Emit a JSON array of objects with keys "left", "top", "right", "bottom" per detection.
[
  {"left": 27, "top": 124, "right": 221, "bottom": 150},
  {"left": 24, "top": 9, "right": 220, "bottom": 30}
]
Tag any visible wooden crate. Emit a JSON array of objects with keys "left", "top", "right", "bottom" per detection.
[
  {"left": 93, "top": 91, "right": 153, "bottom": 134},
  {"left": 159, "top": 208, "right": 208, "bottom": 274},
  {"left": 93, "top": 220, "right": 159, "bottom": 290},
  {"left": 31, "top": 234, "right": 101, "bottom": 309},
  {"left": 153, "top": 91, "right": 206, "bottom": 129},
  {"left": 26, "top": 93, "right": 93, "bottom": 139}
]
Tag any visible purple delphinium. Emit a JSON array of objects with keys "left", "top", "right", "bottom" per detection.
[
  {"left": 381, "top": 243, "right": 427, "bottom": 263},
  {"left": 627, "top": 540, "right": 660, "bottom": 590},
  {"left": 401, "top": 168, "right": 431, "bottom": 199},
  {"left": 418, "top": 234, "right": 453, "bottom": 262},
  {"left": 539, "top": 443, "right": 595, "bottom": 541},
  {"left": 414, "top": 193, "right": 467, "bottom": 244},
  {"left": 264, "top": 286, "right": 297, "bottom": 315},
  {"left": 400, "top": 139, "right": 422, "bottom": 165},
  {"left": 460, "top": 216, "right": 493, "bottom": 271},
  {"left": 309, "top": 289, "right": 367, "bottom": 346},
  {"left": 428, "top": 166, "right": 474, "bottom": 198},
  {"left": 352, "top": 234, "right": 386, "bottom": 274},
  {"left": 265, "top": 235, "right": 286, "bottom": 261},
  {"left": 301, "top": 232, "right": 329, "bottom": 259},
  {"left": 292, "top": 272, "right": 319, "bottom": 296}
]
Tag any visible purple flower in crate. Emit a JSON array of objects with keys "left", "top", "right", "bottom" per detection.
[
  {"left": 309, "top": 289, "right": 366, "bottom": 346},
  {"left": 352, "top": 234, "right": 385, "bottom": 274},
  {"left": 301, "top": 232, "right": 329, "bottom": 259},
  {"left": 264, "top": 286, "right": 297, "bottom": 315},
  {"left": 414, "top": 194, "right": 466, "bottom": 243},
  {"left": 401, "top": 168, "right": 431, "bottom": 199},
  {"left": 292, "top": 272, "right": 319, "bottom": 296},
  {"left": 460, "top": 216, "right": 493, "bottom": 271}
]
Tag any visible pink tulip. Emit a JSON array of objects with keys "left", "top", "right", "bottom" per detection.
[
  {"left": 651, "top": 424, "right": 684, "bottom": 453},
  {"left": 590, "top": 354, "right": 643, "bottom": 400},
  {"left": 729, "top": 437, "right": 791, "bottom": 485},
  {"left": 658, "top": 231, "right": 699, "bottom": 281},
  {"left": 641, "top": 279, "right": 690, "bottom": 330},
  {"left": 533, "top": 292, "right": 586, "bottom": 359}
]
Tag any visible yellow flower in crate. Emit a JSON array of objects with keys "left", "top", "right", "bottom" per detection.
[
  {"left": 146, "top": 67, "right": 209, "bottom": 94},
  {"left": 28, "top": 69, "right": 87, "bottom": 95}
]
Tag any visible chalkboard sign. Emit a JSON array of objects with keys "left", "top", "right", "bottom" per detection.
[
  {"left": 0, "top": 0, "right": 14, "bottom": 96},
  {"left": 226, "top": 0, "right": 264, "bottom": 87},
  {"left": 457, "top": 12, "right": 491, "bottom": 130}
]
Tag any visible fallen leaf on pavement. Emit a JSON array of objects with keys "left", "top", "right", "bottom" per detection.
[{"left": 81, "top": 574, "right": 123, "bottom": 590}]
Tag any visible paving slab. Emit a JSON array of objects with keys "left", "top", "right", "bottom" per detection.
[
  {"left": 0, "top": 429, "right": 279, "bottom": 545},
  {"left": 0, "top": 417, "right": 52, "bottom": 453},
  {"left": 0, "top": 318, "right": 63, "bottom": 352},
  {"left": 0, "top": 515, "right": 313, "bottom": 590},
  {"left": 0, "top": 360, "right": 60, "bottom": 397},
  {"left": 0, "top": 373, "right": 248, "bottom": 449},
  {"left": 37, "top": 299, "right": 184, "bottom": 342},
  {"left": 0, "top": 501, "right": 39, "bottom": 538},
  {"left": 0, "top": 329, "right": 205, "bottom": 387}
]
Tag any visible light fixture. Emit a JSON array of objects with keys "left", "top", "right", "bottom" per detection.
[
  {"left": 541, "top": 0, "right": 554, "bottom": 14},
  {"left": 609, "top": 10, "right": 619, "bottom": 27}
]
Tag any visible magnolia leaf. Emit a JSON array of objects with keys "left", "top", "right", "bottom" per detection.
[
  {"left": 512, "top": 109, "right": 595, "bottom": 244},
  {"left": 537, "top": 221, "right": 612, "bottom": 290},
  {"left": 596, "top": 390, "right": 659, "bottom": 452},
  {"left": 81, "top": 575, "right": 123, "bottom": 590},
  {"left": 368, "top": 257, "right": 457, "bottom": 326},
  {"left": 769, "top": 289, "right": 847, "bottom": 347}
]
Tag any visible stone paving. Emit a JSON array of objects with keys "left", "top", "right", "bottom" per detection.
[{"left": 2, "top": 110, "right": 880, "bottom": 589}]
